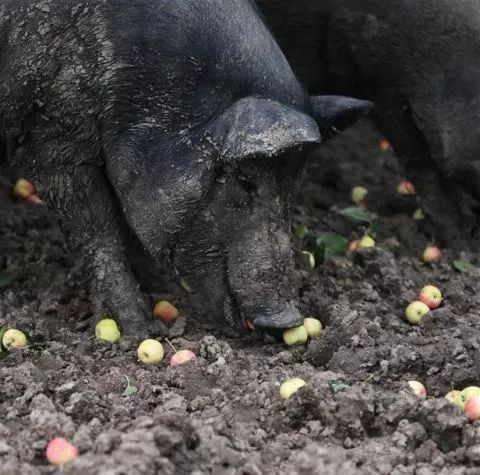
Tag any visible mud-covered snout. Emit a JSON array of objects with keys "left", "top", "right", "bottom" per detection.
[{"left": 247, "top": 302, "right": 304, "bottom": 330}]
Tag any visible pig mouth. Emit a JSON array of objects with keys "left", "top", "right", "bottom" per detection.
[{"left": 223, "top": 279, "right": 304, "bottom": 332}]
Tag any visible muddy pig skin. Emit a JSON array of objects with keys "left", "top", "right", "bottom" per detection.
[
  {"left": 259, "top": 0, "right": 480, "bottom": 244},
  {"left": 0, "top": 0, "right": 370, "bottom": 335}
]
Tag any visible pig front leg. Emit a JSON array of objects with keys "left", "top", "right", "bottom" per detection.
[{"left": 28, "top": 157, "right": 167, "bottom": 337}]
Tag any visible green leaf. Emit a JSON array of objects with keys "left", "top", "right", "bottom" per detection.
[
  {"left": 0, "top": 272, "right": 12, "bottom": 290},
  {"left": 330, "top": 382, "right": 351, "bottom": 394},
  {"left": 316, "top": 233, "right": 349, "bottom": 257},
  {"left": 295, "top": 223, "right": 308, "bottom": 240},
  {"left": 454, "top": 260, "right": 477, "bottom": 273},
  {"left": 122, "top": 376, "right": 138, "bottom": 397},
  {"left": 338, "top": 207, "right": 374, "bottom": 225},
  {"left": 314, "top": 240, "right": 327, "bottom": 266}
]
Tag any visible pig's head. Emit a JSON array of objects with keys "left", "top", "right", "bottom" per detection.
[{"left": 168, "top": 95, "right": 371, "bottom": 331}]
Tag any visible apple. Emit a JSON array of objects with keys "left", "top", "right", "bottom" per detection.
[
  {"left": 153, "top": 300, "right": 179, "bottom": 322},
  {"left": 358, "top": 235, "right": 375, "bottom": 249},
  {"left": 303, "top": 318, "right": 322, "bottom": 337},
  {"left": 95, "top": 319, "right": 121, "bottom": 343},
  {"left": 348, "top": 240, "right": 360, "bottom": 253},
  {"left": 283, "top": 325, "right": 308, "bottom": 346},
  {"left": 170, "top": 349, "right": 196, "bottom": 366},
  {"left": 465, "top": 395, "right": 480, "bottom": 422},
  {"left": 460, "top": 386, "right": 480, "bottom": 409},
  {"left": 137, "top": 339, "right": 164, "bottom": 364},
  {"left": 397, "top": 180, "right": 416, "bottom": 195},
  {"left": 379, "top": 138, "right": 392, "bottom": 152},
  {"left": 280, "top": 378, "right": 306, "bottom": 400},
  {"left": 351, "top": 186, "right": 368, "bottom": 204},
  {"left": 2, "top": 329, "right": 27, "bottom": 349},
  {"left": 445, "top": 390, "right": 464, "bottom": 408},
  {"left": 422, "top": 246, "right": 442, "bottom": 263},
  {"left": 405, "top": 301, "right": 430, "bottom": 325},
  {"left": 408, "top": 380, "right": 427, "bottom": 397},
  {"left": 46, "top": 438, "right": 79, "bottom": 465},
  {"left": 14, "top": 178, "right": 35, "bottom": 199},
  {"left": 413, "top": 208, "right": 425, "bottom": 221},
  {"left": 418, "top": 285, "right": 442, "bottom": 310},
  {"left": 25, "top": 194, "right": 44, "bottom": 204}
]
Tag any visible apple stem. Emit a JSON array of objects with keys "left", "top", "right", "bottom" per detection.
[{"left": 165, "top": 338, "right": 177, "bottom": 353}]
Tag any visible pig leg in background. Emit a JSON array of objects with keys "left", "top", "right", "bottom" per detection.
[
  {"left": 30, "top": 154, "right": 167, "bottom": 337},
  {"left": 369, "top": 101, "right": 479, "bottom": 248}
]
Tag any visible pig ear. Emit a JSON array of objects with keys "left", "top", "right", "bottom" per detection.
[
  {"left": 311, "top": 96, "right": 374, "bottom": 140},
  {"left": 210, "top": 97, "right": 321, "bottom": 161}
]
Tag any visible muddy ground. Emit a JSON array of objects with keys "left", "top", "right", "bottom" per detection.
[{"left": 2, "top": 120, "right": 480, "bottom": 474}]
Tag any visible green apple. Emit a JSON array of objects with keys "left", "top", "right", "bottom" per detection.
[
  {"left": 283, "top": 325, "right": 308, "bottom": 346},
  {"left": 303, "top": 318, "right": 322, "bottom": 337},
  {"left": 358, "top": 235, "right": 375, "bottom": 249},
  {"left": 413, "top": 208, "right": 425, "bottom": 221},
  {"left": 280, "top": 378, "right": 306, "bottom": 400},
  {"left": 14, "top": 178, "right": 35, "bottom": 199},
  {"left": 418, "top": 285, "right": 442, "bottom": 310},
  {"left": 445, "top": 390, "right": 463, "bottom": 408},
  {"left": 95, "top": 318, "right": 121, "bottom": 343},
  {"left": 405, "top": 301, "right": 430, "bottom": 325},
  {"left": 137, "top": 339, "right": 164, "bottom": 364},
  {"left": 2, "top": 329, "right": 27, "bottom": 349},
  {"left": 351, "top": 186, "right": 368, "bottom": 204}
]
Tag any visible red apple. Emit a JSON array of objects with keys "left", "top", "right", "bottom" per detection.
[
  {"left": 46, "top": 438, "right": 79, "bottom": 465},
  {"left": 418, "top": 285, "right": 442, "bottom": 309},
  {"left": 379, "top": 138, "right": 392, "bottom": 152},
  {"left": 153, "top": 301, "right": 179, "bottom": 322},
  {"left": 397, "top": 180, "right": 416, "bottom": 195},
  {"left": 170, "top": 349, "right": 196, "bottom": 366},
  {"left": 465, "top": 395, "right": 480, "bottom": 422},
  {"left": 422, "top": 246, "right": 442, "bottom": 264}
]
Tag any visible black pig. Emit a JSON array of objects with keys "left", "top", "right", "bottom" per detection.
[
  {"left": 259, "top": 0, "right": 480, "bottom": 241},
  {"left": 0, "top": 0, "right": 369, "bottom": 335}
]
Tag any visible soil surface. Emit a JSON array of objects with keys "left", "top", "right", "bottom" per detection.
[{"left": 2, "top": 121, "right": 480, "bottom": 474}]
